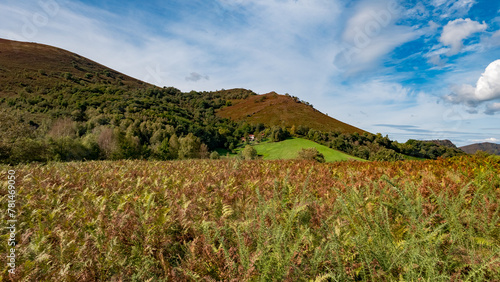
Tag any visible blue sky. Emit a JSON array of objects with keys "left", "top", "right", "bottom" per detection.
[{"left": 1, "top": 0, "right": 499, "bottom": 146}]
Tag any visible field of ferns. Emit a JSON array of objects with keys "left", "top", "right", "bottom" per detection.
[{"left": 1, "top": 155, "right": 499, "bottom": 281}]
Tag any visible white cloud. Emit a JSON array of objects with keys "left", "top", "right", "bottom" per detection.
[
  {"left": 475, "top": 61, "right": 500, "bottom": 100},
  {"left": 448, "top": 0, "right": 476, "bottom": 16},
  {"left": 425, "top": 46, "right": 451, "bottom": 66},
  {"left": 217, "top": 0, "right": 340, "bottom": 36},
  {"left": 333, "top": 0, "right": 419, "bottom": 74},
  {"left": 446, "top": 60, "right": 500, "bottom": 111},
  {"left": 481, "top": 29, "right": 500, "bottom": 48},
  {"left": 439, "top": 18, "right": 487, "bottom": 55},
  {"left": 493, "top": 30, "right": 500, "bottom": 40},
  {"left": 431, "top": 0, "right": 476, "bottom": 18}
]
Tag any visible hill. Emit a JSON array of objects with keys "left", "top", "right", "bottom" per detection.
[
  {"left": 242, "top": 138, "right": 363, "bottom": 162},
  {"left": 0, "top": 38, "right": 464, "bottom": 163},
  {"left": 216, "top": 92, "right": 366, "bottom": 134},
  {"left": 460, "top": 142, "right": 500, "bottom": 155},
  {"left": 0, "top": 38, "right": 148, "bottom": 96},
  {"left": 0, "top": 39, "right": 258, "bottom": 164}
]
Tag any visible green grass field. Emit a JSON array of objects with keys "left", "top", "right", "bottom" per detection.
[{"left": 247, "top": 138, "right": 363, "bottom": 162}]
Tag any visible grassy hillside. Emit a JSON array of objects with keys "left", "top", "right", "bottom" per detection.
[
  {"left": 216, "top": 92, "right": 366, "bottom": 134},
  {"left": 248, "top": 138, "right": 363, "bottom": 161},
  {"left": 1, "top": 156, "right": 499, "bottom": 280}
]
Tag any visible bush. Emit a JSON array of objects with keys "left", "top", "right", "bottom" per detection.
[
  {"left": 210, "top": 151, "right": 220, "bottom": 159},
  {"left": 242, "top": 145, "right": 258, "bottom": 160},
  {"left": 297, "top": 148, "right": 325, "bottom": 163}
]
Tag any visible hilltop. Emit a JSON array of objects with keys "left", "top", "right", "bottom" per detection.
[
  {"left": 0, "top": 38, "right": 148, "bottom": 96},
  {"left": 216, "top": 92, "right": 366, "bottom": 134}
]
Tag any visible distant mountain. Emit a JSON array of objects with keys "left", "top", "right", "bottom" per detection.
[
  {"left": 459, "top": 143, "right": 500, "bottom": 155},
  {"left": 216, "top": 92, "right": 366, "bottom": 134}
]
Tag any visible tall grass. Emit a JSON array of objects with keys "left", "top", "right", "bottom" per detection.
[{"left": 1, "top": 156, "right": 499, "bottom": 280}]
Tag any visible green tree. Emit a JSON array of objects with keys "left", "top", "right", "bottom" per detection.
[
  {"left": 178, "top": 133, "right": 201, "bottom": 159},
  {"left": 156, "top": 138, "right": 171, "bottom": 160},
  {"left": 112, "top": 130, "right": 142, "bottom": 160},
  {"left": 270, "top": 126, "right": 288, "bottom": 142},
  {"left": 169, "top": 134, "right": 180, "bottom": 159}
]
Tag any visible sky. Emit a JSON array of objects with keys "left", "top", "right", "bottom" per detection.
[{"left": 1, "top": 0, "right": 499, "bottom": 146}]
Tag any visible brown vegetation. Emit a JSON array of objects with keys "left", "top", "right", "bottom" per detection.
[
  {"left": 216, "top": 92, "right": 366, "bottom": 134},
  {"left": 1, "top": 155, "right": 499, "bottom": 280}
]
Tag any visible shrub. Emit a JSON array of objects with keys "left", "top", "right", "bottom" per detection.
[
  {"left": 242, "top": 145, "right": 257, "bottom": 160},
  {"left": 297, "top": 148, "right": 325, "bottom": 163},
  {"left": 210, "top": 151, "right": 220, "bottom": 159}
]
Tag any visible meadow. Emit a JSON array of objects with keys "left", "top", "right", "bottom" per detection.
[
  {"left": 245, "top": 138, "right": 363, "bottom": 162},
  {"left": 1, "top": 155, "right": 499, "bottom": 281}
]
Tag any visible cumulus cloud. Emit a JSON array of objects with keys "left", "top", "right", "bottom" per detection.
[
  {"left": 439, "top": 18, "right": 487, "bottom": 55},
  {"left": 446, "top": 60, "right": 500, "bottom": 112}
]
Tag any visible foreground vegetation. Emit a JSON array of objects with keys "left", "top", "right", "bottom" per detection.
[{"left": 1, "top": 155, "right": 499, "bottom": 281}]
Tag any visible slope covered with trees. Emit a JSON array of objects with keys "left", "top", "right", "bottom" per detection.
[{"left": 0, "top": 39, "right": 258, "bottom": 164}]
